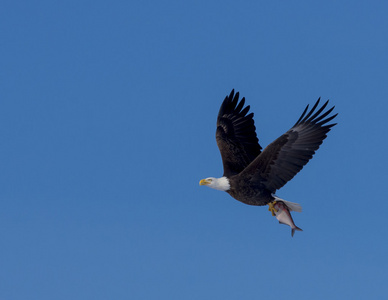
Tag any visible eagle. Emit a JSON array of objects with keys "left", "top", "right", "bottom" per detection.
[{"left": 199, "top": 90, "right": 337, "bottom": 236}]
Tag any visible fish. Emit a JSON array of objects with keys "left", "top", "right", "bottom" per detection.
[{"left": 274, "top": 201, "right": 303, "bottom": 237}]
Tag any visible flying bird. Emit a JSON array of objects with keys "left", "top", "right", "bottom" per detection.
[{"left": 199, "top": 90, "right": 337, "bottom": 236}]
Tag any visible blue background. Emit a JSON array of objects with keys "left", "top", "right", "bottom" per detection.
[{"left": 1, "top": 1, "right": 387, "bottom": 299}]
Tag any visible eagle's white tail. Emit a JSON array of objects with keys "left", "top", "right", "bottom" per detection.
[{"left": 272, "top": 195, "right": 302, "bottom": 212}]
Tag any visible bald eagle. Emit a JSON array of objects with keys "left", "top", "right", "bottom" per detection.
[{"left": 200, "top": 90, "right": 337, "bottom": 236}]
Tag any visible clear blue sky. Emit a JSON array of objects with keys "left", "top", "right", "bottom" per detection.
[{"left": 1, "top": 1, "right": 387, "bottom": 299}]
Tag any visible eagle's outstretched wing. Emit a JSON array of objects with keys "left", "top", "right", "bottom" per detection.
[
  {"left": 216, "top": 90, "right": 262, "bottom": 177},
  {"left": 241, "top": 98, "right": 337, "bottom": 192}
]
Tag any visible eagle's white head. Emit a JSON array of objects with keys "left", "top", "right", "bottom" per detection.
[{"left": 199, "top": 176, "right": 230, "bottom": 191}]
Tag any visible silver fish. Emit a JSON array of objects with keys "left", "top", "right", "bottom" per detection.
[{"left": 274, "top": 201, "right": 303, "bottom": 237}]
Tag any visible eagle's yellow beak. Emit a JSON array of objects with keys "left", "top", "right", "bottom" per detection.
[{"left": 199, "top": 179, "right": 211, "bottom": 186}]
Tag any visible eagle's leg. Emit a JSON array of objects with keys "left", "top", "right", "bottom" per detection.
[{"left": 268, "top": 201, "right": 278, "bottom": 216}]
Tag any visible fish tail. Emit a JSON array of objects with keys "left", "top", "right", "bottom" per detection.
[{"left": 291, "top": 226, "right": 303, "bottom": 237}]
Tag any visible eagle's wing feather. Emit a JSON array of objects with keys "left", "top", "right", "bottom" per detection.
[
  {"left": 216, "top": 90, "right": 262, "bottom": 177},
  {"left": 241, "top": 98, "right": 337, "bottom": 192}
]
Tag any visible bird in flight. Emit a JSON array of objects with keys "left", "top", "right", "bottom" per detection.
[{"left": 199, "top": 90, "right": 337, "bottom": 236}]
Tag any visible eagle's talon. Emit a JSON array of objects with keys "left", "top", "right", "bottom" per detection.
[{"left": 268, "top": 201, "right": 278, "bottom": 216}]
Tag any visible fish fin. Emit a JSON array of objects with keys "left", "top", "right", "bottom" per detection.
[
  {"left": 291, "top": 226, "right": 303, "bottom": 237},
  {"left": 272, "top": 195, "right": 302, "bottom": 212}
]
